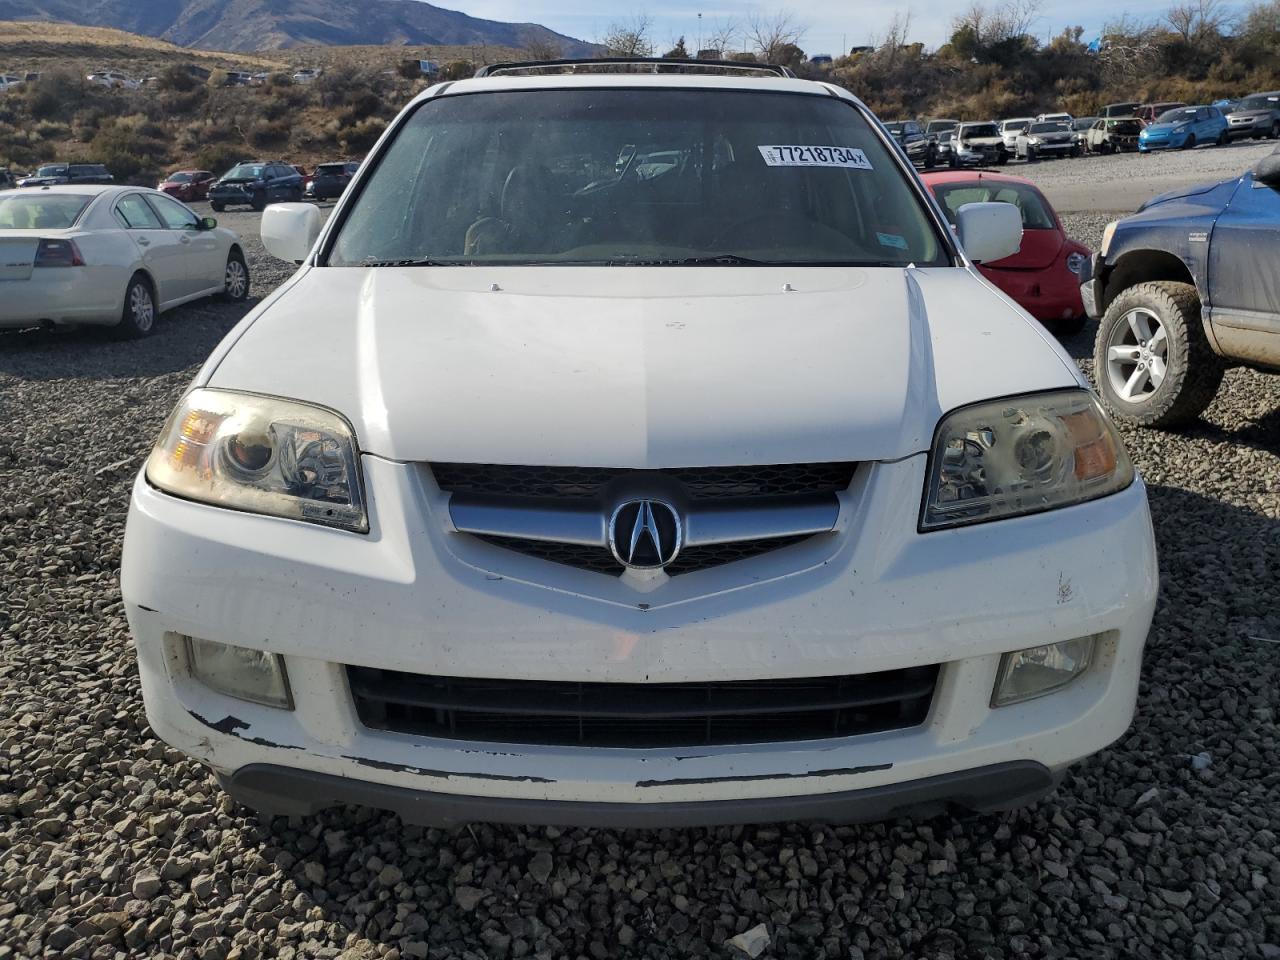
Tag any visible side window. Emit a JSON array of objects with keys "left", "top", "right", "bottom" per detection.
[
  {"left": 149, "top": 194, "right": 199, "bottom": 230},
  {"left": 116, "top": 194, "right": 164, "bottom": 229}
]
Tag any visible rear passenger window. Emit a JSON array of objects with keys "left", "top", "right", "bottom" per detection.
[{"left": 117, "top": 195, "right": 164, "bottom": 229}]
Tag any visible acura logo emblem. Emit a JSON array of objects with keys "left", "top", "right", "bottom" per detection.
[{"left": 609, "top": 499, "right": 682, "bottom": 570}]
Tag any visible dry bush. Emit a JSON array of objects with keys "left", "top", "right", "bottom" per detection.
[{"left": 248, "top": 118, "right": 291, "bottom": 148}]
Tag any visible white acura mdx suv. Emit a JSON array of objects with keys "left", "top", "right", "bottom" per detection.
[{"left": 122, "top": 61, "right": 1158, "bottom": 827}]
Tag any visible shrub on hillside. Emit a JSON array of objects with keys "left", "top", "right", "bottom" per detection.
[
  {"left": 90, "top": 116, "right": 171, "bottom": 184},
  {"left": 248, "top": 118, "right": 291, "bottom": 148},
  {"left": 196, "top": 143, "right": 248, "bottom": 177},
  {"left": 24, "top": 70, "right": 88, "bottom": 122},
  {"left": 337, "top": 118, "right": 386, "bottom": 153},
  {"left": 159, "top": 65, "right": 200, "bottom": 92}
]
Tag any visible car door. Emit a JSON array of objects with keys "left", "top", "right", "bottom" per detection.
[
  {"left": 1207, "top": 175, "right": 1280, "bottom": 365},
  {"left": 148, "top": 193, "right": 223, "bottom": 294},
  {"left": 115, "top": 193, "right": 192, "bottom": 303}
]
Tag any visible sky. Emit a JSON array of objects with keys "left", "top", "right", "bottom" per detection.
[{"left": 449, "top": 0, "right": 1184, "bottom": 55}]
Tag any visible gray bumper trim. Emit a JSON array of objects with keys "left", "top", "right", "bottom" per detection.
[{"left": 218, "top": 760, "right": 1059, "bottom": 828}]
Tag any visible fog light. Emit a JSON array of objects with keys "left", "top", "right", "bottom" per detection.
[
  {"left": 991, "top": 636, "right": 1095, "bottom": 707},
  {"left": 186, "top": 637, "right": 293, "bottom": 709}
]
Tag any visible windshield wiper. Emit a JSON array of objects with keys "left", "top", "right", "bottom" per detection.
[
  {"left": 615, "top": 254, "right": 775, "bottom": 266},
  {"left": 359, "top": 257, "right": 461, "bottom": 267}
]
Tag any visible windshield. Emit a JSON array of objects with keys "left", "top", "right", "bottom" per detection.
[
  {"left": 0, "top": 194, "right": 92, "bottom": 228},
  {"left": 328, "top": 89, "right": 947, "bottom": 268},
  {"left": 35, "top": 165, "right": 67, "bottom": 176},
  {"left": 1073, "top": 118, "right": 1096, "bottom": 130},
  {"left": 1109, "top": 119, "right": 1142, "bottom": 132},
  {"left": 224, "top": 164, "right": 264, "bottom": 180},
  {"left": 1239, "top": 95, "right": 1279, "bottom": 111},
  {"left": 931, "top": 181, "right": 1056, "bottom": 230},
  {"left": 926, "top": 121, "right": 957, "bottom": 133},
  {"left": 1156, "top": 109, "right": 1197, "bottom": 124},
  {"left": 316, "top": 163, "right": 347, "bottom": 175},
  {"left": 961, "top": 124, "right": 999, "bottom": 138},
  {"left": 1002, "top": 121, "right": 1029, "bottom": 132},
  {"left": 884, "top": 122, "right": 905, "bottom": 134},
  {"left": 1029, "top": 122, "right": 1065, "bottom": 134},
  {"left": 167, "top": 172, "right": 193, "bottom": 183}
]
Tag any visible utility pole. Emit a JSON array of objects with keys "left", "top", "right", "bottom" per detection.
[{"left": 697, "top": 13, "right": 702, "bottom": 55}]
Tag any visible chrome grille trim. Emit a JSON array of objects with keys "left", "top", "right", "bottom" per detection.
[{"left": 449, "top": 494, "right": 839, "bottom": 548}]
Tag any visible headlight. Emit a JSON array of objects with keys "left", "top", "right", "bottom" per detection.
[
  {"left": 146, "top": 388, "right": 367, "bottom": 532},
  {"left": 1174, "top": 125, "right": 1188, "bottom": 133},
  {"left": 992, "top": 636, "right": 1096, "bottom": 706},
  {"left": 1027, "top": 137, "right": 1042, "bottom": 145},
  {"left": 1066, "top": 251, "right": 1087, "bottom": 275},
  {"left": 1100, "top": 220, "right": 1117, "bottom": 256},
  {"left": 920, "top": 389, "right": 1134, "bottom": 531}
]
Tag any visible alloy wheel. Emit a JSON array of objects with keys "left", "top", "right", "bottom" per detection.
[
  {"left": 1105, "top": 307, "right": 1167, "bottom": 403},
  {"left": 130, "top": 283, "right": 155, "bottom": 333},
  {"left": 225, "top": 258, "right": 247, "bottom": 299}
]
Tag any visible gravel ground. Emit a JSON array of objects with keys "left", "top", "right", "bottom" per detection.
[
  {"left": 1, "top": 203, "right": 1278, "bottom": 960},
  {"left": 1009, "top": 138, "right": 1278, "bottom": 212}
]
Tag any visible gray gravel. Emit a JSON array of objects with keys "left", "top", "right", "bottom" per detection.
[{"left": 2, "top": 203, "right": 1278, "bottom": 960}]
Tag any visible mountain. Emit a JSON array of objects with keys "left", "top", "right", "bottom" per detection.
[{"left": 0, "top": 0, "right": 596, "bottom": 55}]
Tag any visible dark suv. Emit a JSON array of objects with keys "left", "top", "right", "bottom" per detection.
[
  {"left": 1224, "top": 91, "right": 1280, "bottom": 141},
  {"left": 208, "top": 161, "right": 304, "bottom": 211},
  {"left": 305, "top": 161, "right": 361, "bottom": 201},
  {"left": 883, "top": 121, "right": 937, "bottom": 168},
  {"left": 17, "top": 163, "right": 114, "bottom": 187},
  {"left": 1080, "top": 147, "right": 1280, "bottom": 427}
]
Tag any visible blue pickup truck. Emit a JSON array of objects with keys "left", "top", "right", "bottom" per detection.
[{"left": 1081, "top": 148, "right": 1280, "bottom": 427}]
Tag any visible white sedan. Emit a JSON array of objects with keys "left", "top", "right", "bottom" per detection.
[{"left": 0, "top": 185, "right": 248, "bottom": 337}]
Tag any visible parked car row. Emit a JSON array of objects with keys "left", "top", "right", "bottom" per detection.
[{"left": 895, "top": 92, "right": 1280, "bottom": 170}]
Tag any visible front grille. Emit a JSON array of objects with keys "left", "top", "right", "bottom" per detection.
[
  {"left": 476, "top": 533, "right": 815, "bottom": 576},
  {"left": 431, "top": 462, "right": 857, "bottom": 502},
  {"left": 347, "top": 665, "right": 938, "bottom": 748}
]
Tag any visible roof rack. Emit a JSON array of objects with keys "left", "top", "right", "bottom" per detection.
[{"left": 474, "top": 57, "right": 796, "bottom": 79}]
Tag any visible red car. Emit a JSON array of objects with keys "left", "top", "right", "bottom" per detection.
[
  {"left": 921, "top": 170, "right": 1090, "bottom": 336},
  {"left": 157, "top": 169, "right": 216, "bottom": 202}
]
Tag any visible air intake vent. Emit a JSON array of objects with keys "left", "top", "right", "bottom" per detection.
[{"left": 348, "top": 665, "right": 938, "bottom": 748}]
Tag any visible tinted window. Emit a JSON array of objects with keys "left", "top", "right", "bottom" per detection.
[
  {"left": 1003, "top": 121, "right": 1030, "bottom": 132},
  {"left": 0, "top": 194, "right": 92, "bottom": 228},
  {"left": 117, "top": 195, "right": 164, "bottom": 229},
  {"left": 167, "top": 172, "right": 194, "bottom": 183},
  {"left": 36, "top": 165, "right": 68, "bottom": 176},
  {"left": 317, "top": 163, "right": 347, "bottom": 175},
  {"left": 932, "top": 181, "right": 1056, "bottom": 230},
  {"left": 1029, "top": 122, "right": 1065, "bottom": 133},
  {"left": 149, "top": 194, "right": 199, "bottom": 229},
  {"left": 1239, "top": 95, "right": 1280, "bottom": 110},
  {"left": 961, "top": 124, "right": 999, "bottom": 138},
  {"left": 329, "top": 89, "right": 948, "bottom": 268}
]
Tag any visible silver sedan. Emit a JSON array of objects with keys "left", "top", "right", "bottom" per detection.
[{"left": 0, "top": 185, "right": 248, "bottom": 337}]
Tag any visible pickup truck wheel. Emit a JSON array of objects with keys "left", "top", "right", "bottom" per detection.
[
  {"left": 1026, "top": 146, "right": 1038, "bottom": 163},
  {"left": 210, "top": 201, "right": 224, "bottom": 213},
  {"left": 1094, "top": 281, "right": 1224, "bottom": 428},
  {"left": 1271, "top": 121, "right": 1280, "bottom": 139}
]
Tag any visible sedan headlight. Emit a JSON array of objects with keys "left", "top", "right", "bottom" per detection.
[
  {"left": 1027, "top": 136, "right": 1042, "bottom": 145},
  {"left": 146, "top": 388, "right": 367, "bottom": 532},
  {"left": 921, "top": 390, "right": 1133, "bottom": 531}
]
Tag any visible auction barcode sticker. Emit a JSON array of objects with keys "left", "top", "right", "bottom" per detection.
[{"left": 757, "top": 145, "right": 873, "bottom": 169}]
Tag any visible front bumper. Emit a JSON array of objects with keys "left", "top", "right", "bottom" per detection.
[
  {"left": 1226, "top": 119, "right": 1269, "bottom": 139},
  {"left": 122, "top": 454, "right": 1158, "bottom": 824},
  {"left": 209, "top": 187, "right": 258, "bottom": 206},
  {"left": 982, "top": 262, "right": 1085, "bottom": 321}
]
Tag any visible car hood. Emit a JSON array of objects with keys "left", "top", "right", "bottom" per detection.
[
  {"left": 204, "top": 266, "right": 1080, "bottom": 465},
  {"left": 1227, "top": 109, "right": 1272, "bottom": 120},
  {"left": 1138, "top": 176, "right": 1237, "bottom": 211}
]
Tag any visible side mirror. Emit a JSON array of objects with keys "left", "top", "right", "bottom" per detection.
[
  {"left": 262, "top": 202, "right": 322, "bottom": 264},
  {"left": 955, "top": 201, "right": 1023, "bottom": 264},
  {"left": 1253, "top": 152, "right": 1280, "bottom": 187},
  {"left": 197, "top": 216, "right": 217, "bottom": 231}
]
